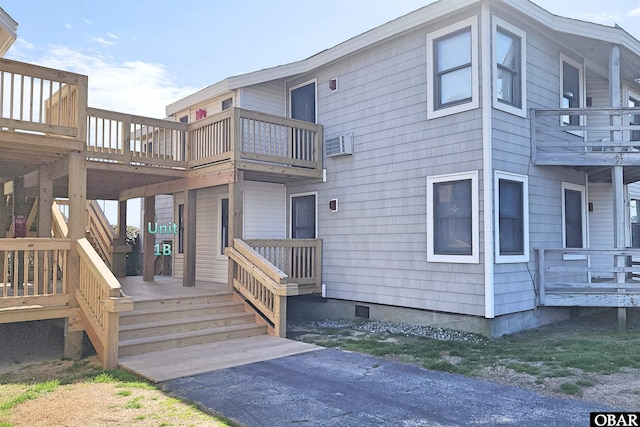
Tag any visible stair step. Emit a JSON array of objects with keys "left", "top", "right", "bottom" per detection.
[
  {"left": 119, "top": 312, "right": 256, "bottom": 341},
  {"left": 118, "top": 323, "right": 267, "bottom": 356},
  {"left": 119, "top": 299, "right": 245, "bottom": 325},
  {"left": 130, "top": 293, "right": 235, "bottom": 312}
]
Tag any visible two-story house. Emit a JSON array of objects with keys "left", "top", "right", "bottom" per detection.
[
  {"left": 153, "top": 0, "right": 640, "bottom": 337},
  {"left": 4, "top": 0, "right": 640, "bottom": 372}
]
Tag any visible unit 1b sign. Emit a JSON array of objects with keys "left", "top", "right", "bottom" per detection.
[{"left": 147, "top": 221, "right": 178, "bottom": 256}]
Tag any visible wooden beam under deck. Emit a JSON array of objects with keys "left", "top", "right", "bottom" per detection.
[
  {"left": 119, "top": 168, "right": 235, "bottom": 201},
  {"left": 542, "top": 291, "right": 640, "bottom": 307}
]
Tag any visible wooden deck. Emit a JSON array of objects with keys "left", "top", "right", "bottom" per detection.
[{"left": 118, "top": 334, "right": 320, "bottom": 383}]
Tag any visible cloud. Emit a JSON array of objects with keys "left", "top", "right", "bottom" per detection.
[
  {"left": 107, "top": 32, "right": 119, "bottom": 40},
  {"left": 64, "top": 23, "right": 72, "bottom": 30},
  {"left": 578, "top": 12, "right": 622, "bottom": 24},
  {"left": 84, "top": 19, "right": 93, "bottom": 25},
  {"left": 91, "top": 37, "right": 116, "bottom": 47},
  {"left": 35, "top": 46, "right": 198, "bottom": 118}
]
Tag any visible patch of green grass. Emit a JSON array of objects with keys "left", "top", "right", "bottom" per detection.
[
  {"left": 93, "top": 371, "right": 154, "bottom": 390},
  {"left": 124, "top": 396, "right": 143, "bottom": 409},
  {"left": 0, "top": 380, "right": 59, "bottom": 411},
  {"left": 115, "top": 390, "right": 132, "bottom": 397},
  {"left": 559, "top": 382, "right": 581, "bottom": 395},
  {"left": 505, "top": 363, "right": 541, "bottom": 375}
]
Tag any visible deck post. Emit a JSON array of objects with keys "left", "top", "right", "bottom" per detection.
[
  {"left": 64, "top": 152, "right": 86, "bottom": 359},
  {"left": 37, "top": 166, "right": 53, "bottom": 288},
  {"left": 143, "top": 196, "right": 155, "bottom": 282},
  {"left": 228, "top": 171, "right": 244, "bottom": 292},
  {"left": 182, "top": 189, "right": 196, "bottom": 286},
  {"left": 610, "top": 44, "right": 627, "bottom": 331},
  {"left": 111, "top": 200, "right": 128, "bottom": 278}
]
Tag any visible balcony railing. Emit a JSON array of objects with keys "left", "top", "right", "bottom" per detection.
[
  {"left": 0, "top": 57, "right": 323, "bottom": 176},
  {"left": 531, "top": 107, "right": 640, "bottom": 166}
]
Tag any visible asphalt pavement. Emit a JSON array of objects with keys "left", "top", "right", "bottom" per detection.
[{"left": 163, "top": 347, "right": 616, "bottom": 427}]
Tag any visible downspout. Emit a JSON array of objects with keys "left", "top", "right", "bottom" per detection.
[{"left": 481, "top": 1, "right": 494, "bottom": 319}]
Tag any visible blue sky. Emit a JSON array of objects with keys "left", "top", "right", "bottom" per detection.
[{"left": 3, "top": 0, "right": 640, "bottom": 226}]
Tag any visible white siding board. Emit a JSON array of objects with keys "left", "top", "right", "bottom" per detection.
[{"left": 243, "top": 181, "right": 286, "bottom": 239}]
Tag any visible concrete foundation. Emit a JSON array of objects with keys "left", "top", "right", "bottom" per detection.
[{"left": 288, "top": 295, "right": 602, "bottom": 337}]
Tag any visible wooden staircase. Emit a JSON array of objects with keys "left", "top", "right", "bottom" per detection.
[{"left": 118, "top": 293, "right": 267, "bottom": 357}]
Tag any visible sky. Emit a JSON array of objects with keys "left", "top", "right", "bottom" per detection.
[{"left": 3, "top": 0, "right": 640, "bottom": 226}]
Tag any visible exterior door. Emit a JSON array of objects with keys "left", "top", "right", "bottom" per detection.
[{"left": 291, "top": 194, "right": 316, "bottom": 238}]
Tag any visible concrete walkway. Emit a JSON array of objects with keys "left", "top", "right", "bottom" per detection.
[{"left": 163, "top": 348, "right": 615, "bottom": 427}]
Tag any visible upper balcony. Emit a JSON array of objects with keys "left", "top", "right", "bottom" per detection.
[
  {"left": 0, "top": 58, "right": 323, "bottom": 198},
  {"left": 531, "top": 107, "right": 640, "bottom": 182}
]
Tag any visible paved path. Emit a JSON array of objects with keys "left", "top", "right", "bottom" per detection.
[{"left": 163, "top": 348, "right": 615, "bottom": 426}]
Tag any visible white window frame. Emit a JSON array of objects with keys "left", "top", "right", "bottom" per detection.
[
  {"left": 289, "top": 191, "right": 318, "bottom": 239},
  {"left": 288, "top": 78, "right": 318, "bottom": 123},
  {"left": 559, "top": 53, "right": 585, "bottom": 134},
  {"left": 561, "top": 182, "right": 587, "bottom": 260},
  {"left": 492, "top": 17, "right": 527, "bottom": 118},
  {"left": 427, "top": 170, "right": 479, "bottom": 263},
  {"left": 494, "top": 171, "right": 529, "bottom": 263},
  {"left": 217, "top": 194, "right": 229, "bottom": 260},
  {"left": 426, "top": 16, "right": 479, "bottom": 120}
]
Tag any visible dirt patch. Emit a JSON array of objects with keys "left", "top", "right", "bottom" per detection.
[{"left": 1, "top": 357, "right": 226, "bottom": 427}]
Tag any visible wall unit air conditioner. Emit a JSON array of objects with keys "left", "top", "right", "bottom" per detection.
[{"left": 324, "top": 133, "right": 353, "bottom": 157}]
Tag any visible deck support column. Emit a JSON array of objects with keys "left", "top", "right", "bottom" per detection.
[
  {"left": 64, "top": 152, "right": 86, "bottom": 360},
  {"left": 37, "top": 166, "right": 53, "bottom": 288},
  {"left": 182, "top": 189, "right": 196, "bottom": 287},
  {"left": 143, "top": 196, "right": 155, "bottom": 282},
  {"left": 111, "top": 200, "right": 128, "bottom": 278},
  {"left": 227, "top": 171, "right": 243, "bottom": 292},
  {"left": 610, "top": 44, "right": 627, "bottom": 331}
]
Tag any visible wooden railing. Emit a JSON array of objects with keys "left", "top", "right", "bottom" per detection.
[
  {"left": 76, "top": 238, "right": 133, "bottom": 369},
  {"left": 86, "top": 200, "right": 116, "bottom": 268},
  {"left": 85, "top": 107, "right": 188, "bottom": 168},
  {"left": 188, "top": 108, "right": 322, "bottom": 172},
  {"left": 531, "top": 107, "right": 640, "bottom": 166},
  {"left": 0, "top": 238, "right": 70, "bottom": 307},
  {"left": 0, "top": 58, "right": 86, "bottom": 139},
  {"left": 226, "top": 239, "right": 298, "bottom": 337},
  {"left": 536, "top": 248, "right": 640, "bottom": 305},
  {"left": 244, "top": 238, "right": 322, "bottom": 291}
]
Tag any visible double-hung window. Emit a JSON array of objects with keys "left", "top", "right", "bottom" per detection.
[
  {"left": 427, "top": 171, "right": 479, "bottom": 263},
  {"left": 493, "top": 18, "right": 526, "bottom": 117},
  {"left": 494, "top": 172, "right": 529, "bottom": 263},
  {"left": 560, "top": 54, "right": 584, "bottom": 127},
  {"left": 427, "top": 17, "right": 479, "bottom": 119}
]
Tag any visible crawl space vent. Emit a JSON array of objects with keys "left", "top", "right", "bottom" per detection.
[{"left": 355, "top": 304, "right": 370, "bottom": 319}]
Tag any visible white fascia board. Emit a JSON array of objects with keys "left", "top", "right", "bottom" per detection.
[
  {"left": 504, "top": 0, "right": 640, "bottom": 57},
  {"left": 0, "top": 7, "right": 17, "bottom": 57},
  {"left": 166, "top": 0, "right": 482, "bottom": 116}
]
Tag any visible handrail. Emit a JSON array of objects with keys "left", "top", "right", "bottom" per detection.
[
  {"left": 226, "top": 238, "right": 297, "bottom": 337},
  {"left": 535, "top": 247, "right": 640, "bottom": 305},
  {"left": 86, "top": 107, "right": 188, "bottom": 168},
  {"left": 52, "top": 202, "right": 68, "bottom": 238},
  {"left": 0, "top": 57, "right": 86, "bottom": 139},
  {"left": 531, "top": 107, "right": 640, "bottom": 166},
  {"left": 0, "top": 238, "right": 70, "bottom": 302},
  {"left": 76, "top": 237, "right": 133, "bottom": 369},
  {"left": 244, "top": 238, "right": 322, "bottom": 289},
  {"left": 86, "top": 200, "right": 116, "bottom": 267}
]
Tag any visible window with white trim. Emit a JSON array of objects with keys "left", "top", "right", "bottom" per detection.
[
  {"left": 494, "top": 171, "right": 529, "bottom": 263},
  {"left": 561, "top": 182, "right": 586, "bottom": 250},
  {"left": 426, "top": 17, "right": 479, "bottom": 119},
  {"left": 493, "top": 18, "right": 526, "bottom": 117},
  {"left": 560, "top": 54, "right": 584, "bottom": 127},
  {"left": 289, "top": 79, "right": 317, "bottom": 123},
  {"left": 427, "top": 171, "right": 479, "bottom": 263}
]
